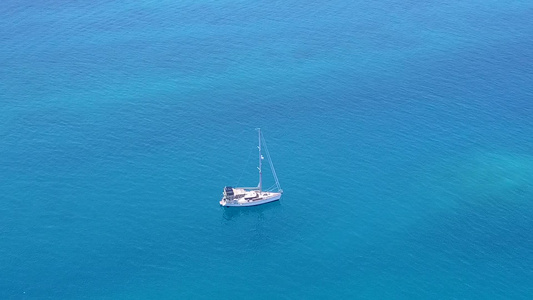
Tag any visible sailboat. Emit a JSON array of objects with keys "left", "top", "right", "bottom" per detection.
[{"left": 220, "top": 128, "right": 283, "bottom": 207}]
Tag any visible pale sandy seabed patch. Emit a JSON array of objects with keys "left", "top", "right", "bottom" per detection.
[{"left": 433, "top": 151, "right": 533, "bottom": 206}]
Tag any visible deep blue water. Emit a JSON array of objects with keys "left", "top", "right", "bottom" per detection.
[{"left": 1, "top": 0, "right": 533, "bottom": 299}]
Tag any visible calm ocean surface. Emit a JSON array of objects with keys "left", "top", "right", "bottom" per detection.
[{"left": 1, "top": 0, "right": 532, "bottom": 299}]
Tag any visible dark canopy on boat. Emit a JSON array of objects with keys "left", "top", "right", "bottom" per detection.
[{"left": 224, "top": 186, "right": 234, "bottom": 196}]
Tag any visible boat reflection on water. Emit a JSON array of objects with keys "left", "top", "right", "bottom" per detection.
[{"left": 221, "top": 200, "right": 281, "bottom": 221}]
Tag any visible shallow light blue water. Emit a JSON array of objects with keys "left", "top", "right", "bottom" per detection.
[{"left": 1, "top": 1, "right": 532, "bottom": 299}]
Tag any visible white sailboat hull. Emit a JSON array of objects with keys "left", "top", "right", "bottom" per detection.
[{"left": 220, "top": 192, "right": 282, "bottom": 207}]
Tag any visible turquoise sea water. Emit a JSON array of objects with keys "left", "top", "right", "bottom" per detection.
[{"left": 1, "top": 1, "right": 533, "bottom": 299}]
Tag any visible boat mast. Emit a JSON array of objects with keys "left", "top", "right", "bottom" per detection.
[{"left": 257, "top": 128, "right": 262, "bottom": 192}]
